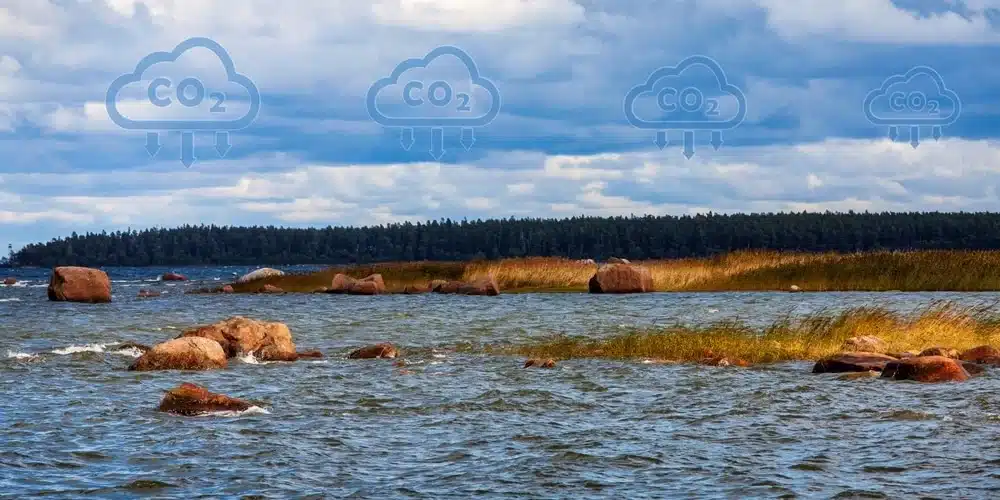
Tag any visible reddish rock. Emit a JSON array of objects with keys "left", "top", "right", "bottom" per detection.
[
  {"left": 841, "top": 336, "right": 888, "bottom": 354},
  {"left": 348, "top": 343, "right": 398, "bottom": 359},
  {"left": 161, "top": 272, "right": 187, "bottom": 282},
  {"left": 47, "top": 266, "right": 112, "bottom": 303},
  {"left": 402, "top": 284, "right": 430, "bottom": 294},
  {"left": 221, "top": 285, "right": 235, "bottom": 294},
  {"left": 137, "top": 289, "right": 161, "bottom": 298},
  {"left": 588, "top": 264, "right": 654, "bottom": 294},
  {"left": 524, "top": 358, "right": 556, "bottom": 368},
  {"left": 327, "top": 273, "right": 358, "bottom": 294},
  {"left": 812, "top": 352, "right": 898, "bottom": 373},
  {"left": 295, "top": 350, "right": 324, "bottom": 359},
  {"left": 919, "top": 347, "right": 959, "bottom": 359},
  {"left": 129, "top": 337, "right": 228, "bottom": 371},
  {"left": 433, "top": 280, "right": 465, "bottom": 294},
  {"left": 256, "top": 284, "right": 284, "bottom": 294},
  {"left": 431, "top": 275, "right": 500, "bottom": 296},
  {"left": 347, "top": 275, "right": 386, "bottom": 295},
  {"left": 700, "top": 356, "right": 750, "bottom": 367},
  {"left": 180, "top": 316, "right": 297, "bottom": 361},
  {"left": 881, "top": 356, "right": 970, "bottom": 383},
  {"left": 158, "top": 382, "right": 252, "bottom": 416},
  {"left": 961, "top": 361, "right": 987, "bottom": 376},
  {"left": 3, "top": 277, "right": 15, "bottom": 285},
  {"left": 959, "top": 345, "right": 1000, "bottom": 365},
  {"left": 429, "top": 279, "right": 449, "bottom": 291}
]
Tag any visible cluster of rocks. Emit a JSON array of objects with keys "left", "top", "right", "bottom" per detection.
[{"left": 813, "top": 335, "right": 998, "bottom": 382}]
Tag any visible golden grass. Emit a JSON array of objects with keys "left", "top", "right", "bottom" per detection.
[
  {"left": 509, "top": 302, "right": 1000, "bottom": 364},
  {"left": 229, "top": 250, "right": 1000, "bottom": 293}
]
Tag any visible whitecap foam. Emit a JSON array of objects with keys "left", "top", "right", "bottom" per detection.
[
  {"left": 0, "top": 298, "right": 21, "bottom": 303},
  {"left": 6, "top": 351, "right": 37, "bottom": 360},
  {"left": 237, "top": 352, "right": 261, "bottom": 364},
  {"left": 112, "top": 347, "right": 144, "bottom": 358},
  {"left": 432, "top": 353, "right": 447, "bottom": 359},
  {"left": 51, "top": 343, "right": 111, "bottom": 355},
  {"left": 198, "top": 406, "right": 270, "bottom": 417}
]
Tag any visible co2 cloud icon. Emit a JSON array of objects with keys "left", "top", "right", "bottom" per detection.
[
  {"left": 863, "top": 66, "right": 960, "bottom": 148},
  {"left": 366, "top": 45, "right": 501, "bottom": 160},
  {"left": 624, "top": 55, "right": 747, "bottom": 159},
  {"left": 105, "top": 37, "right": 261, "bottom": 167}
]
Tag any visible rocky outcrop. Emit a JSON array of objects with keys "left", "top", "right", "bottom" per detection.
[
  {"left": 137, "top": 290, "right": 161, "bottom": 298},
  {"left": 588, "top": 264, "right": 654, "bottom": 294},
  {"left": 959, "top": 345, "right": 1000, "bottom": 365},
  {"left": 881, "top": 356, "right": 970, "bottom": 383},
  {"left": 812, "top": 352, "right": 898, "bottom": 373},
  {"left": 918, "top": 347, "right": 959, "bottom": 359},
  {"left": 47, "top": 266, "right": 112, "bottom": 303},
  {"left": 161, "top": 272, "right": 187, "bottom": 281},
  {"left": 348, "top": 343, "right": 398, "bottom": 359},
  {"left": 180, "top": 317, "right": 297, "bottom": 361},
  {"left": 841, "top": 336, "right": 888, "bottom": 354},
  {"left": 524, "top": 358, "right": 556, "bottom": 368},
  {"left": 236, "top": 268, "right": 285, "bottom": 283},
  {"left": 129, "top": 337, "right": 228, "bottom": 371},
  {"left": 158, "top": 383, "right": 252, "bottom": 416}
]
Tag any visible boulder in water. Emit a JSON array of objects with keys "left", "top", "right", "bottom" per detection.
[
  {"left": 129, "top": 337, "right": 228, "bottom": 371},
  {"left": 3, "top": 277, "right": 15, "bottom": 286},
  {"left": 327, "top": 273, "right": 357, "bottom": 294},
  {"left": 524, "top": 358, "right": 556, "bottom": 368},
  {"left": 813, "top": 352, "right": 898, "bottom": 373},
  {"left": 348, "top": 343, "right": 398, "bottom": 359},
  {"left": 236, "top": 268, "right": 285, "bottom": 283},
  {"left": 881, "top": 356, "right": 970, "bottom": 383},
  {"left": 588, "top": 264, "right": 654, "bottom": 294},
  {"left": 959, "top": 345, "right": 1000, "bottom": 365},
  {"left": 180, "top": 316, "right": 297, "bottom": 361},
  {"left": 256, "top": 284, "right": 284, "bottom": 294},
  {"left": 348, "top": 274, "right": 386, "bottom": 295},
  {"left": 402, "top": 284, "right": 430, "bottom": 294},
  {"left": 161, "top": 272, "right": 187, "bottom": 282},
  {"left": 47, "top": 266, "right": 112, "bottom": 303},
  {"left": 158, "top": 382, "right": 252, "bottom": 416}
]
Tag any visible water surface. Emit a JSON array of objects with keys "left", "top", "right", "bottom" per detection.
[{"left": 3, "top": 267, "right": 1000, "bottom": 498}]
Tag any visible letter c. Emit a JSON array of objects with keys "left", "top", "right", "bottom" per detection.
[
  {"left": 149, "top": 77, "right": 171, "bottom": 107},
  {"left": 404, "top": 81, "right": 423, "bottom": 106},
  {"left": 889, "top": 92, "right": 906, "bottom": 111}
]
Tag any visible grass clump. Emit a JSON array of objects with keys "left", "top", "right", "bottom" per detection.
[{"left": 509, "top": 302, "right": 1000, "bottom": 364}]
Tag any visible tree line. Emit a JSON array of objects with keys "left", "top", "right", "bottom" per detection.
[{"left": 7, "top": 211, "right": 1000, "bottom": 267}]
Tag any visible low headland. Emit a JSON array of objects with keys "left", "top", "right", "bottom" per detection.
[{"left": 229, "top": 249, "right": 1000, "bottom": 293}]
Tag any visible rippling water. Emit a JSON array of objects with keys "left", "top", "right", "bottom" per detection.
[{"left": 3, "top": 267, "right": 1000, "bottom": 498}]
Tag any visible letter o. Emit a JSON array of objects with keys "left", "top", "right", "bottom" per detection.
[
  {"left": 679, "top": 87, "right": 704, "bottom": 113},
  {"left": 427, "top": 81, "right": 452, "bottom": 107},
  {"left": 176, "top": 78, "right": 205, "bottom": 107},
  {"left": 907, "top": 91, "right": 926, "bottom": 112}
]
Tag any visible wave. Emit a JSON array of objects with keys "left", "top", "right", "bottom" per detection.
[
  {"left": 197, "top": 406, "right": 270, "bottom": 417},
  {"left": 6, "top": 351, "right": 37, "bottom": 360},
  {"left": 113, "top": 346, "right": 144, "bottom": 358},
  {"left": 51, "top": 343, "right": 112, "bottom": 355},
  {"left": 0, "top": 298, "right": 21, "bottom": 303}
]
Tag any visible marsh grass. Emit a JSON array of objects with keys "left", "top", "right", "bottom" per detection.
[
  {"left": 510, "top": 302, "right": 1000, "bottom": 364},
  {"left": 230, "top": 250, "right": 1000, "bottom": 293}
]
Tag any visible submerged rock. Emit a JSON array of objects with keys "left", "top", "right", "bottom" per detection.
[
  {"left": 137, "top": 289, "right": 161, "bottom": 298},
  {"left": 348, "top": 343, "right": 398, "bottom": 359},
  {"left": 180, "top": 316, "right": 297, "bottom": 361},
  {"left": 295, "top": 350, "right": 324, "bottom": 359},
  {"left": 841, "top": 336, "right": 888, "bottom": 354},
  {"left": 158, "top": 382, "right": 252, "bottom": 416},
  {"left": 959, "top": 345, "right": 1000, "bottom": 365},
  {"left": 524, "top": 358, "right": 556, "bottom": 368},
  {"left": 236, "top": 268, "right": 285, "bottom": 283},
  {"left": 812, "top": 352, "right": 898, "bottom": 373},
  {"left": 161, "top": 272, "right": 187, "bottom": 282},
  {"left": 221, "top": 285, "right": 234, "bottom": 294},
  {"left": 432, "top": 275, "right": 500, "bottom": 296},
  {"left": 588, "top": 263, "right": 654, "bottom": 294},
  {"left": 881, "top": 356, "right": 970, "bottom": 383},
  {"left": 47, "top": 266, "right": 112, "bottom": 303},
  {"left": 129, "top": 337, "right": 228, "bottom": 371},
  {"left": 838, "top": 371, "right": 880, "bottom": 381}
]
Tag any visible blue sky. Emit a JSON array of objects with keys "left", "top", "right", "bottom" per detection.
[{"left": 1, "top": 0, "right": 998, "bottom": 250}]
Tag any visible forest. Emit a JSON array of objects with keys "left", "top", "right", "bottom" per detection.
[{"left": 7, "top": 211, "right": 1000, "bottom": 267}]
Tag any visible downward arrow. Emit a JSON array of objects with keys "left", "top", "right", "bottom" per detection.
[
  {"left": 145, "top": 132, "right": 161, "bottom": 157},
  {"left": 653, "top": 131, "right": 667, "bottom": 150},
  {"left": 214, "top": 131, "right": 232, "bottom": 157},
  {"left": 682, "top": 130, "right": 695, "bottom": 159},
  {"left": 710, "top": 131, "right": 723, "bottom": 150},
  {"left": 400, "top": 128, "right": 415, "bottom": 151},
  {"left": 180, "top": 132, "right": 196, "bottom": 167},
  {"left": 429, "top": 127, "right": 445, "bottom": 161},
  {"left": 460, "top": 128, "right": 476, "bottom": 151},
  {"left": 909, "top": 126, "right": 920, "bottom": 149}
]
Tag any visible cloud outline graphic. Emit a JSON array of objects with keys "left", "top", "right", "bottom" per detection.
[
  {"left": 105, "top": 37, "right": 261, "bottom": 131},
  {"left": 863, "top": 66, "right": 961, "bottom": 127},
  {"left": 366, "top": 45, "right": 501, "bottom": 128},
  {"left": 624, "top": 55, "right": 747, "bottom": 130}
]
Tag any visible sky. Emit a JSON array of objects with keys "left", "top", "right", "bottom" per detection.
[{"left": 1, "top": 0, "right": 999, "bottom": 250}]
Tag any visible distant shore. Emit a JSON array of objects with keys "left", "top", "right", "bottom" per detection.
[{"left": 225, "top": 250, "right": 1000, "bottom": 293}]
